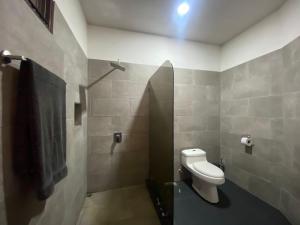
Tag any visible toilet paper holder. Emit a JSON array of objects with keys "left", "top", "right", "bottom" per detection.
[
  {"left": 241, "top": 135, "right": 254, "bottom": 147},
  {"left": 241, "top": 135, "right": 254, "bottom": 155}
]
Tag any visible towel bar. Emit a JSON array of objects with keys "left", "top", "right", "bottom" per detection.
[{"left": 0, "top": 50, "right": 27, "bottom": 65}]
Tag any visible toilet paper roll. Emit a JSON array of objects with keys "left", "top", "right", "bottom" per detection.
[{"left": 241, "top": 137, "right": 253, "bottom": 147}]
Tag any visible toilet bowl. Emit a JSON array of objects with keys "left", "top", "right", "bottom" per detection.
[{"left": 181, "top": 148, "right": 225, "bottom": 203}]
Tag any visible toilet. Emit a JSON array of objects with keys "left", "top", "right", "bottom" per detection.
[{"left": 181, "top": 148, "right": 225, "bottom": 203}]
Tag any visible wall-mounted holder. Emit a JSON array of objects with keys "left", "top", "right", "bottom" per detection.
[
  {"left": 241, "top": 135, "right": 254, "bottom": 155},
  {"left": 0, "top": 50, "right": 27, "bottom": 65}
]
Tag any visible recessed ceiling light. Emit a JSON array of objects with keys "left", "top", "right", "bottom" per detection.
[{"left": 177, "top": 2, "right": 190, "bottom": 16}]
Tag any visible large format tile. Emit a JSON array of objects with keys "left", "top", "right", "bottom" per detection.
[
  {"left": 221, "top": 99, "right": 249, "bottom": 116},
  {"left": 174, "top": 68, "right": 193, "bottom": 85},
  {"left": 280, "top": 189, "right": 300, "bottom": 225},
  {"left": 91, "top": 98, "right": 130, "bottom": 116},
  {"left": 193, "top": 70, "right": 219, "bottom": 86},
  {"left": 77, "top": 186, "right": 160, "bottom": 225},
  {"left": 248, "top": 175, "right": 280, "bottom": 208},
  {"left": 88, "top": 117, "right": 113, "bottom": 136},
  {"left": 174, "top": 99, "right": 193, "bottom": 116},
  {"left": 248, "top": 96, "right": 283, "bottom": 118},
  {"left": 283, "top": 92, "right": 300, "bottom": 118}
]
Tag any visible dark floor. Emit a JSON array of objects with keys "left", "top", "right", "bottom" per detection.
[{"left": 174, "top": 180, "right": 291, "bottom": 225}]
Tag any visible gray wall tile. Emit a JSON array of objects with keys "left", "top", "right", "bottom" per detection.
[
  {"left": 88, "top": 117, "right": 113, "bottom": 136},
  {"left": 174, "top": 68, "right": 193, "bottom": 84},
  {"left": 130, "top": 97, "right": 149, "bottom": 116},
  {"left": 248, "top": 175, "right": 280, "bottom": 208},
  {"left": 174, "top": 99, "right": 193, "bottom": 116},
  {"left": 293, "top": 146, "right": 300, "bottom": 173},
  {"left": 248, "top": 96, "right": 283, "bottom": 118},
  {"left": 91, "top": 98, "right": 130, "bottom": 116},
  {"left": 280, "top": 189, "right": 300, "bottom": 225},
  {"left": 221, "top": 99, "right": 249, "bottom": 116},
  {"left": 193, "top": 71, "right": 219, "bottom": 86}
]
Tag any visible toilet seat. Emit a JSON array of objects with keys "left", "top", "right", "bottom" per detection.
[
  {"left": 193, "top": 162, "right": 224, "bottom": 178},
  {"left": 185, "top": 161, "right": 225, "bottom": 185}
]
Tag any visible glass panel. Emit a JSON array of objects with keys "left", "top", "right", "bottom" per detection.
[{"left": 147, "top": 61, "right": 174, "bottom": 225}]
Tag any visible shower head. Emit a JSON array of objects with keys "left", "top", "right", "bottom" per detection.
[{"left": 110, "top": 62, "right": 126, "bottom": 71}]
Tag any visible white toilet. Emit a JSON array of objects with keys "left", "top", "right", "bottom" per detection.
[{"left": 181, "top": 148, "right": 225, "bottom": 203}]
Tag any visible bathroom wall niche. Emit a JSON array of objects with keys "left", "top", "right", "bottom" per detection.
[{"left": 74, "top": 103, "right": 82, "bottom": 126}]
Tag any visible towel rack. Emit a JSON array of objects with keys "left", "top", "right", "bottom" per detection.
[{"left": 0, "top": 50, "right": 27, "bottom": 65}]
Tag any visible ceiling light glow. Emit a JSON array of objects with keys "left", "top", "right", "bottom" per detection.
[{"left": 177, "top": 2, "right": 190, "bottom": 16}]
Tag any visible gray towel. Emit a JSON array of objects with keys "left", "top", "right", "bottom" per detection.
[{"left": 14, "top": 59, "right": 67, "bottom": 200}]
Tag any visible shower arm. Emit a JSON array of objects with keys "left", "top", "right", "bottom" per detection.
[{"left": 87, "top": 60, "right": 126, "bottom": 89}]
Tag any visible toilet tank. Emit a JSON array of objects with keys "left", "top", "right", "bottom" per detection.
[{"left": 181, "top": 148, "right": 207, "bottom": 167}]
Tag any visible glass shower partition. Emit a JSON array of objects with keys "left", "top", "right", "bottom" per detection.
[{"left": 147, "top": 60, "right": 174, "bottom": 225}]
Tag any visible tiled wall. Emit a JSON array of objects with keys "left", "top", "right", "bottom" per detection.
[
  {"left": 174, "top": 69, "right": 220, "bottom": 181},
  {"left": 220, "top": 37, "right": 300, "bottom": 225},
  {"left": 0, "top": 1, "right": 87, "bottom": 225},
  {"left": 87, "top": 59, "right": 157, "bottom": 192}
]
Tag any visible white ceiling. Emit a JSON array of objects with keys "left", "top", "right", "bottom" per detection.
[{"left": 80, "top": 0, "right": 286, "bottom": 45}]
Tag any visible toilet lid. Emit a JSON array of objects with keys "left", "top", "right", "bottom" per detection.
[{"left": 193, "top": 162, "right": 224, "bottom": 178}]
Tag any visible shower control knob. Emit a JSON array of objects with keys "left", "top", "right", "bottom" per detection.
[
  {"left": 155, "top": 198, "right": 161, "bottom": 206},
  {"left": 113, "top": 132, "right": 122, "bottom": 143}
]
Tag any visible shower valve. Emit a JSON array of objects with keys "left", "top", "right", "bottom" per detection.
[{"left": 113, "top": 132, "right": 122, "bottom": 143}]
